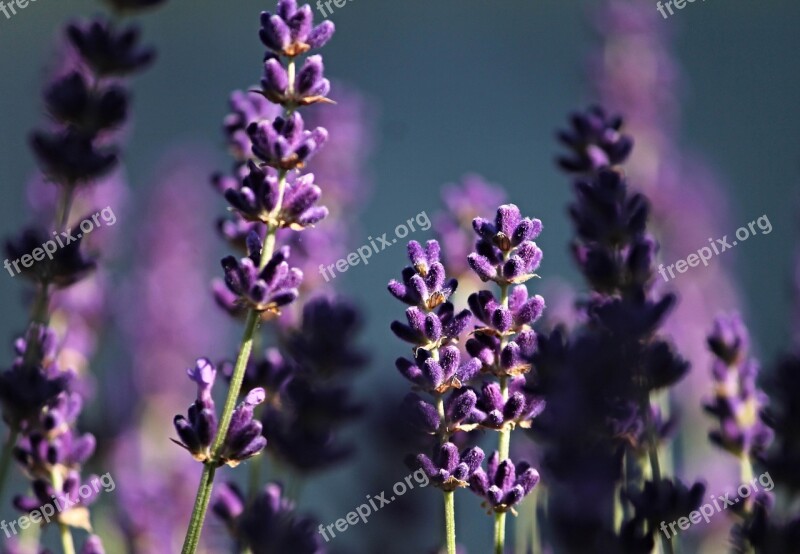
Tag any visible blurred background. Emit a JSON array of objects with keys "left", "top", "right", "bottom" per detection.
[{"left": 1, "top": 0, "right": 799, "bottom": 552}]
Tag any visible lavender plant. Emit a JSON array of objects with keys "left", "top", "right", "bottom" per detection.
[
  {"left": 175, "top": 2, "right": 340, "bottom": 552},
  {"left": 520, "top": 106, "right": 700, "bottom": 553},
  {"left": 0, "top": 3, "right": 164, "bottom": 552}
]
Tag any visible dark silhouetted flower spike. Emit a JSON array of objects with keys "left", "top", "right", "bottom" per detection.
[
  {"left": 5, "top": 227, "right": 96, "bottom": 288},
  {"left": 67, "top": 19, "right": 156, "bottom": 76},
  {"left": 469, "top": 452, "right": 540, "bottom": 515},
  {"left": 557, "top": 105, "right": 633, "bottom": 174},
  {"left": 212, "top": 481, "right": 326, "bottom": 553}
]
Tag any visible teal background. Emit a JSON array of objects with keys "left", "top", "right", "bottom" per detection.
[{"left": 1, "top": 1, "right": 799, "bottom": 552}]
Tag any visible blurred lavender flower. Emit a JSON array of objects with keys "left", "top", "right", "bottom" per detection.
[
  {"left": 557, "top": 105, "right": 633, "bottom": 174},
  {"left": 213, "top": 482, "right": 326, "bottom": 553},
  {"left": 705, "top": 314, "right": 773, "bottom": 460}
]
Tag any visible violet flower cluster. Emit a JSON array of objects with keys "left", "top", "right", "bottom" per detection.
[{"left": 390, "top": 202, "right": 546, "bottom": 552}]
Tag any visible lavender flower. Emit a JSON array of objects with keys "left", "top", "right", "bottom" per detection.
[
  {"left": 259, "top": 0, "right": 335, "bottom": 57},
  {"left": 172, "top": 359, "right": 267, "bottom": 467},
  {"left": 557, "top": 105, "right": 633, "bottom": 174},
  {"left": 705, "top": 314, "right": 773, "bottom": 460},
  {"left": 413, "top": 443, "right": 485, "bottom": 492},
  {"left": 224, "top": 161, "right": 328, "bottom": 229},
  {"left": 469, "top": 452, "right": 540, "bottom": 514},
  {"left": 218, "top": 238, "right": 303, "bottom": 319},
  {"left": 247, "top": 112, "right": 328, "bottom": 170},
  {"left": 468, "top": 204, "right": 543, "bottom": 285},
  {"left": 66, "top": 19, "right": 156, "bottom": 76},
  {"left": 213, "top": 482, "right": 326, "bottom": 553},
  {"left": 260, "top": 55, "right": 332, "bottom": 107}
]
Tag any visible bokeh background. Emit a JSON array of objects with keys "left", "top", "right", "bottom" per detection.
[{"left": 1, "top": 0, "right": 799, "bottom": 552}]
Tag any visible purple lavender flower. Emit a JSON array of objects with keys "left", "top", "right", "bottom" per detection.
[
  {"left": 66, "top": 19, "right": 155, "bottom": 76},
  {"left": 259, "top": 0, "right": 335, "bottom": 57},
  {"left": 213, "top": 481, "right": 326, "bottom": 553},
  {"left": 172, "top": 359, "right": 267, "bottom": 467},
  {"left": 247, "top": 112, "right": 328, "bottom": 170},
  {"left": 218, "top": 237, "right": 303, "bottom": 319},
  {"left": 224, "top": 161, "right": 328, "bottom": 229},
  {"left": 5, "top": 227, "right": 96, "bottom": 287},
  {"left": 413, "top": 443, "right": 485, "bottom": 492},
  {"left": 473, "top": 379, "right": 545, "bottom": 431},
  {"left": 402, "top": 389, "right": 478, "bottom": 437},
  {"left": 389, "top": 240, "right": 461, "bottom": 311},
  {"left": 469, "top": 452, "right": 540, "bottom": 514},
  {"left": 260, "top": 54, "right": 332, "bottom": 107},
  {"left": 14, "top": 470, "right": 102, "bottom": 531},
  {"left": 224, "top": 90, "right": 283, "bottom": 162},
  {"left": 468, "top": 204, "right": 543, "bottom": 285},
  {"left": 30, "top": 130, "right": 118, "bottom": 185},
  {"left": 705, "top": 313, "right": 773, "bottom": 459},
  {"left": 557, "top": 105, "right": 633, "bottom": 174},
  {"left": 435, "top": 175, "right": 508, "bottom": 286},
  {"left": 396, "top": 346, "right": 481, "bottom": 394}
]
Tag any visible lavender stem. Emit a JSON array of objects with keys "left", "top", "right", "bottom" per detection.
[
  {"left": 51, "top": 470, "right": 76, "bottom": 554},
  {"left": 181, "top": 170, "right": 289, "bottom": 554},
  {"left": 494, "top": 283, "right": 511, "bottom": 554}
]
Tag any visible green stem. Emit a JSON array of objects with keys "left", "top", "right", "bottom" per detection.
[
  {"left": 444, "top": 490, "right": 456, "bottom": 554},
  {"left": 180, "top": 463, "right": 217, "bottom": 554},
  {"left": 0, "top": 428, "right": 19, "bottom": 502},
  {"left": 494, "top": 511, "right": 507, "bottom": 554},
  {"left": 181, "top": 171, "right": 288, "bottom": 554},
  {"left": 494, "top": 282, "right": 511, "bottom": 553},
  {"left": 643, "top": 393, "right": 672, "bottom": 554},
  {"left": 56, "top": 184, "right": 76, "bottom": 232},
  {"left": 51, "top": 470, "right": 76, "bottom": 554}
]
